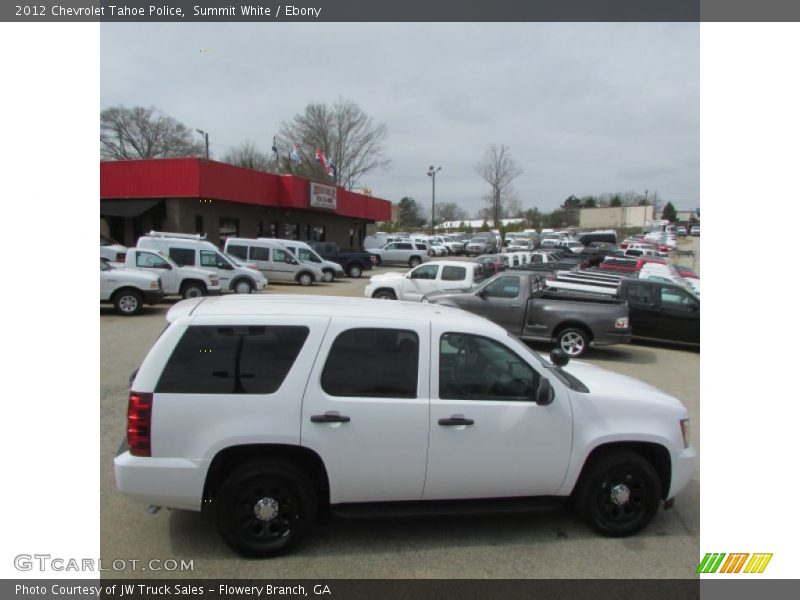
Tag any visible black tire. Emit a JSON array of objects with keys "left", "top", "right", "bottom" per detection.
[
  {"left": 297, "top": 272, "right": 313, "bottom": 286},
  {"left": 373, "top": 289, "right": 397, "bottom": 300},
  {"left": 216, "top": 460, "right": 317, "bottom": 557},
  {"left": 347, "top": 263, "right": 363, "bottom": 278},
  {"left": 574, "top": 450, "right": 662, "bottom": 537},
  {"left": 556, "top": 327, "right": 590, "bottom": 358},
  {"left": 232, "top": 278, "right": 253, "bottom": 294},
  {"left": 322, "top": 269, "right": 335, "bottom": 283},
  {"left": 181, "top": 282, "right": 206, "bottom": 299},
  {"left": 409, "top": 256, "right": 422, "bottom": 267},
  {"left": 112, "top": 289, "right": 142, "bottom": 316}
]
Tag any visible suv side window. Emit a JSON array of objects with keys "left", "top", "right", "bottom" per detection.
[
  {"left": 169, "top": 248, "right": 195, "bottom": 266},
  {"left": 273, "top": 248, "right": 291, "bottom": 263},
  {"left": 321, "top": 328, "right": 419, "bottom": 398},
  {"left": 439, "top": 333, "right": 539, "bottom": 401},
  {"left": 483, "top": 276, "right": 520, "bottom": 298},
  {"left": 397, "top": 243, "right": 413, "bottom": 250},
  {"left": 627, "top": 283, "right": 654, "bottom": 304},
  {"left": 156, "top": 326, "right": 309, "bottom": 394}
]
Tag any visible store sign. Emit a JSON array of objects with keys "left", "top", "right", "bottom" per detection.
[{"left": 309, "top": 183, "right": 337, "bottom": 210}]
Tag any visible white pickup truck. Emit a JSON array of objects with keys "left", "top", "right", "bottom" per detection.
[
  {"left": 117, "top": 248, "right": 222, "bottom": 299},
  {"left": 100, "top": 258, "right": 164, "bottom": 315},
  {"left": 365, "top": 260, "right": 486, "bottom": 301}
]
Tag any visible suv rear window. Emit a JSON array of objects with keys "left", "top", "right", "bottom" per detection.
[
  {"left": 321, "top": 328, "right": 419, "bottom": 398},
  {"left": 156, "top": 326, "right": 309, "bottom": 394}
]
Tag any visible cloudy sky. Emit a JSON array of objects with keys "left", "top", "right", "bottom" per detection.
[{"left": 101, "top": 22, "right": 699, "bottom": 215}]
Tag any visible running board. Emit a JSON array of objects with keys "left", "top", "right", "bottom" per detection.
[{"left": 331, "top": 496, "right": 565, "bottom": 519}]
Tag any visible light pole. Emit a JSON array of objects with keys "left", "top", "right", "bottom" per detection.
[
  {"left": 427, "top": 166, "right": 441, "bottom": 235},
  {"left": 196, "top": 129, "right": 209, "bottom": 159}
]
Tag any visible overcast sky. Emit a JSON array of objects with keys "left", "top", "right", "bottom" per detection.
[{"left": 101, "top": 23, "right": 699, "bottom": 215}]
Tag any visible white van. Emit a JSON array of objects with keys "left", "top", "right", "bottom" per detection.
[
  {"left": 266, "top": 239, "right": 345, "bottom": 283},
  {"left": 223, "top": 238, "right": 324, "bottom": 286},
  {"left": 137, "top": 232, "right": 267, "bottom": 294}
]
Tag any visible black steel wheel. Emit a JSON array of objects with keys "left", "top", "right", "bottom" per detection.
[
  {"left": 216, "top": 460, "right": 317, "bottom": 557},
  {"left": 574, "top": 450, "right": 661, "bottom": 537}
]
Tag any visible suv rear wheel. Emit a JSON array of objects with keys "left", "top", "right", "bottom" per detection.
[
  {"left": 216, "top": 460, "right": 317, "bottom": 557},
  {"left": 574, "top": 450, "right": 661, "bottom": 537},
  {"left": 409, "top": 256, "right": 422, "bottom": 267}
]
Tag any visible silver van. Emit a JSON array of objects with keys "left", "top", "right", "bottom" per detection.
[
  {"left": 224, "top": 238, "right": 324, "bottom": 286},
  {"left": 266, "top": 239, "right": 345, "bottom": 283}
]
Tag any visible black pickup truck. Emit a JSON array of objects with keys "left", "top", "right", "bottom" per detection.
[
  {"left": 307, "top": 242, "right": 375, "bottom": 278},
  {"left": 541, "top": 273, "right": 700, "bottom": 348},
  {"left": 425, "top": 272, "right": 631, "bottom": 357}
]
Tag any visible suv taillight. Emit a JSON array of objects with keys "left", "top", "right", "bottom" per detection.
[{"left": 127, "top": 392, "right": 153, "bottom": 457}]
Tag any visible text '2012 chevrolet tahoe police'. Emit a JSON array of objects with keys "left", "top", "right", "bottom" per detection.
[{"left": 114, "top": 296, "right": 695, "bottom": 557}]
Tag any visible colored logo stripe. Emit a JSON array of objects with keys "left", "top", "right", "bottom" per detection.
[
  {"left": 697, "top": 553, "right": 773, "bottom": 574},
  {"left": 744, "top": 553, "right": 773, "bottom": 574}
]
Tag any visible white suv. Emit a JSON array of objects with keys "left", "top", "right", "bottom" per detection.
[{"left": 115, "top": 296, "right": 695, "bottom": 557}]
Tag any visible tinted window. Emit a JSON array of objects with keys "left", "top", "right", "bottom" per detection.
[
  {"left": 322, "top": 328, "right": 419, "bottom": 398},
  {"left": 169, "top": 248, "right": 195, "bottom": 266},
  {"left": 626, "top": 283, "right": 654, "bottom": 304},
  {"left": 397, "top": 243, "right": 413, "bottom": 250},
  {"left": 661, "top": 287, "right": 695, "bottom": 308},
  {"left": 227, "top": 245, "right": 247, "bottom": 260},
  {"left": 249, "top": 246, "right": 270, "bottom": 261},
  {"left": 439, "top": 333, "right": 538, "bottom": 401},
  {"left": 441, "top": 266, "right": 467, "bottom": 281},
  {"left": 483, "top": 276, "right": 520, "bottom": 298},
  {"left": 156, "top": 326, "right": 309, "bottom": 394},
  {"left": 410, "top": 264, "right": 439, "bottom": 280}
]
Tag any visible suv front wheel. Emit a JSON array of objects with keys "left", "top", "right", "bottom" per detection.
[
  {"left": 574, "top": 450, "right": 662, "bottom": 537},
  {"left": 216, "top": 460, "right": 317, "bottom": 557}
]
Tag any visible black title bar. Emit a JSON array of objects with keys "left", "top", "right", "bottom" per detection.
[{"left": 3, "top": 1, "right": 800, "bottom": 22}]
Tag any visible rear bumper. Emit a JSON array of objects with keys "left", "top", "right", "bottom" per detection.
[
  {"left": 114, "top": 451, "right": 208, "bottom": 512},
  {"left": 591, "top": 330, "right": 632, "bottom": 347}
]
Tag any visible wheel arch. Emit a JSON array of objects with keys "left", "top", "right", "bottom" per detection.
[
  {"left": 180, "top": 278, "right": 207, "bottom": 293},
  {"left": 371, "top": 287, "right": 398, "bottom": 299},
  {"left": 572, "top": 441, "right": 671, "bottom": 500},
  {"left": 203, "top": 443, "right": 330, "bottom": 508},
  {"left": 230, "top": 276, "right": 254, "bottom": 291},
  {"left": 553, "top": 321, "right": 594, "bottom": 342}
]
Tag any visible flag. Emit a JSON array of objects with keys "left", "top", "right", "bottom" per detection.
[
  {"left": 290, "top": 144, "right": 301, "bottom": 163},
  {"left": 271, "top": 136, "right": 278, "bottom": 157},
  {"left": 315, "top": 148, "right": 328, "bottom": 168}
]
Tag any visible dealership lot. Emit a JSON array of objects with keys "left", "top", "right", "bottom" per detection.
[{"left": 100, "top": 240, "right": 699, "bottom": 578}]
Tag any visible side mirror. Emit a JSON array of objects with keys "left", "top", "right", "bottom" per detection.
[
  {"left": 550, "top": 348, "right": 570, "bottom": 367},
  {"left": 219, "top": 262, "right": 234, "bottom": 271},
  {"left": 535, "top": 377, "right": 554, "bottom": 406},
  {"left": 162, "top": 263, "right": 173, "bottom": 270}
]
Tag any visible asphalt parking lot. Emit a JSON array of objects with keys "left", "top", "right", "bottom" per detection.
[{"left": 100, "top": 238, "right": 700, "bottom": 579}]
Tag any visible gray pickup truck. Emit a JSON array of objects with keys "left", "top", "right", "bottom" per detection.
[{"left": 424, "top": 272, "right": 631, "bottom": 357}]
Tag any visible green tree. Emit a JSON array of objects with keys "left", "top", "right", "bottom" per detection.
[
  {"left": 480, "top": 220, "right": 490, "bottom": 232},
  {"left": 661, "top": 201, "right": 678, "bottom": 222},
  {"left": 582, "top": 196, "right": 597, "bottom": 208},
  {"left": 609, "top": 195, "right": 622, "bottom": 207},
  {"left": 523, "top": 207, "right": 542, "bottom": 230},
  {"left": 397, "top": 197, "right": 422, "bottom": 229}
]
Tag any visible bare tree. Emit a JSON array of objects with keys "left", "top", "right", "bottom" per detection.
[
  {"left": 222, "top": 139, "right": 273, "bottom": 172},
  {"left": 435, "top": 202, "right": 469, "bottom": 224},
  {"left": 277, "top": 98, "right": 390, "bottom": 189},
  {"left": 475, "top": 144, "right": 523, "bottom": 226},
  {"left": 100, "top": 106, "right": 205, "bottom": 160}
]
